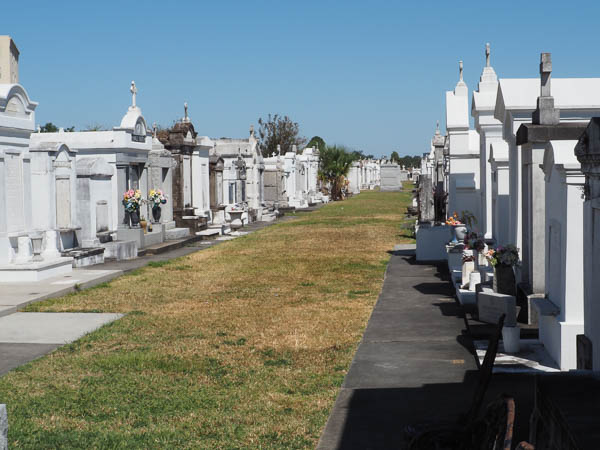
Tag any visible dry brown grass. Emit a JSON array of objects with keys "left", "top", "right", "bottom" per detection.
[{"left": 1, "top": 188, "right": 414, "bottom": 449}]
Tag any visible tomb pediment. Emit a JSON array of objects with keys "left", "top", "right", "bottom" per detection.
[
  {"left": 0, "top": 84, "right": 37, "bottom": 119},
  {"left": 76, "top": 157, "right": 114, "bottom": 178}
]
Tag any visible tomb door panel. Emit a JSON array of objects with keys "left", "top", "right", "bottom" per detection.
[
  {"left": 5, "top": 153, "right": 25, "bottom": 232},
  {"left": 55, "top": 177, "right": 71, "bottom": 229}
]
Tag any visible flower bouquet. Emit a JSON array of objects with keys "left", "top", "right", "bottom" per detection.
[
  {"left": 122, "top": 189, "right": 142, "bottom": 227},
  {"left": 486, "top": 245, "right": 520, "bottom": 267},
  {"left": 464, "top": 232, "right": 486, "bottom": 252},
  {"left": 148, "top": 189, "right": 167, "bottom": 207},
  {"left": 445, "top": 212, "right": 462, "bottom": 226},
  {"left": 122, "top": 189, "right": 142, "bottom": 212}
]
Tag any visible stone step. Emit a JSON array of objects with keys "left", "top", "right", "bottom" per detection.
[
  {"left": 165, "top": 227, "right": 190, "bottom": 241},
  {"left": 138, "top": 234, "right": 202, "bottom": 257},
  {"left": 61, "top": 247, "right": 105, "bottom": 267},
  {"left": 102, "top": 240, "right": 138, "bottom": 261},
  {"left": 196, "top": 229, "right": 220, "bottom": 238}
]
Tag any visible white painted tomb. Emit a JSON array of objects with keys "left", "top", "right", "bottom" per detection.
[
  {"left": 472, "top": 44, "right": 502, "bottom": 240},
  {"left": 534, "top": 139, "right": 584, "bottom": 370},
  {"left": 445, "top": 61, "right": 481, "bottom": 223},
  {"left": 0, "top": 37, "right": 73, "bottom": 281},
  {"left": 574, "top": 118, "right": 600, "bottom": 371},
  {"left": 348, "top": 161, "right": 361, "bottom": 195},
  {"left": 380, "top": 161, "right": 402, "bottom": 191},
  {"left": 494, "top": 74, "right": 600, "bottom": 261},
  {"left": 489, "top": 142, "right": 510, "bottom": 246}
]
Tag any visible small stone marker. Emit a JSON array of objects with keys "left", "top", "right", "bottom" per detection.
[
  {"left": 0, "top": 404, "right": 7, "bottom": 450},
  {"left": 477, "top": 292, "right": 517, "bottom": 327}
]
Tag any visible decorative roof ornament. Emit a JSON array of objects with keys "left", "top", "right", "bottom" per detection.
[
  {"left": 435, "top": 120, "right": 440, "bottom": 134},
  {"left": 130, "top": 81, "right": 137, "bottom": 108},
  {"left": 249, "top": 124, "right": 255, "bottom": 138},
  {"left": 277, "top": 144, "right": 281, "bottom": 156},
  {"left": 486, "top": 43, "right": 490, "bottom": 67},
  {"left": 183, "top": 102, "right": 190, "bottom": 123},
  {"left": 152, "top": 122, "right": 157, "bottom": 139},
  {"left": 459, "top": 60, "right": 464, "bottom": 82}
]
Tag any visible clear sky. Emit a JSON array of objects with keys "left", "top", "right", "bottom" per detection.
[{"left": 4, "top": 1, "right": 600, "bottom": 158}]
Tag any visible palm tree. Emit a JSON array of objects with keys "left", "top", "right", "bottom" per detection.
[{"left": 318, "top": 145, "right": 357, "bottom": 201}]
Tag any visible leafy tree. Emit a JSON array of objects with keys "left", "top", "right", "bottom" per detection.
[
  {"left": 318, "top": 145, "right": 357, "bottom": 201},
  {"left": 39, "top": 122, "right": 59, "bottom": 133},
  {"left": 39, "top": 122, "right": 75, "bottom": 132},
  {"left": 390, "top": 151, "right": 400, "bottom": 163},
  {"left": 257, "top": 114, "right": 306, "bottom": 157},
  {"left": 307, "top": 136, "right": 326, "bottom": 152}
]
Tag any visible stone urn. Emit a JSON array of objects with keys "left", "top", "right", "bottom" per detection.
[
  {"left": 152, "top": 205, "right": 162, "bottom": 223},
  {"left": 229, "top": 210, "right": 244, "bottom": 230},
  {"left": 129, "top": 209, "right": 140, "bottom": 228},
  {"left": 493, "top": 263, "right": 516, "bottom": 296}
]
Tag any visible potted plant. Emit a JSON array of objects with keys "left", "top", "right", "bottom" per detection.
[
  {"left": 122, "top": 189, "right": 142, "bottom": 228},
  {"left": 486, "top": 245, "right": 520, "bottom": 296},
  {"left": 148, "top": 188, "right": 167, "bottom": 223}
]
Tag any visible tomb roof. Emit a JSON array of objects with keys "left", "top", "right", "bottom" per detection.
[
  {"left": 495, "top": 78, "right": 600, "bottom": 121},
  {"left": 489, "top": 141, "right": 509, "bottom": 162}
]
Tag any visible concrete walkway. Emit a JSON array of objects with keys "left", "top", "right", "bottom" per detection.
[{"left": 317, "top": 244, "right": 535, "bottom": 449}]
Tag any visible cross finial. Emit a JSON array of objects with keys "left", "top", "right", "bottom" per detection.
[
  {"left": 183, "top": 102, "right": 189, "bottom": 123},
  {"left": 485, "top": 43, "right": 490, "bottom": 67},
  {"left": 130, "top": 81, "right": 137, "bottom": 108},
  {"left": 459, "top": 61, "right": 464, "bottom": 82},
  {"left": 539, "top": 53, "right": 552, "bottom": 97}
]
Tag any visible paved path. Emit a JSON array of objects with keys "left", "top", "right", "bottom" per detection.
[{"left": 317, "top": 244, "right": 534, "bottom": 449}]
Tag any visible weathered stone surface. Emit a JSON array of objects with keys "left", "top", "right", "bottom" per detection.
[{"left": 477, "top": 292, "right": 516, "bottom": 327}]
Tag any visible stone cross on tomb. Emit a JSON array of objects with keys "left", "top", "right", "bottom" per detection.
[
  {"left": 130, "top": 81, "right": 137, "bottom": 108},
  {"left": 486, "top": 43, "right": 490, "bottom": 67},
  {"left": 532, "top": 52, "right": 559, "bottom": 125},
  {"left": 459, "top": 60, "right": 464, "bottom": 82},
  {"left": 539, "top": 53, "right": 552, "bottom": 98}
]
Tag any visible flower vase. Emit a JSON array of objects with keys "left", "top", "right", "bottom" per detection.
[
  {"left": 493, "top": 263, "right": 516, "bottom": 296},
  {"left": 454, "top": 225, "right": 467, "bottom": 241},
  {"left": 129, "top": 210, "right": 140, "bottom": 228},
  {"left": 152, "top": 205, "right": 162, "bottom": 223}
]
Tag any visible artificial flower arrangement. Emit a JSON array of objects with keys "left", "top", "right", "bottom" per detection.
[
  {"left": 486, "top": 245, "right": 520, "bottom": 267},
  {"left": 446, "top": 212, "right": 463, "bottom": 226},
  {"left": 148, "top": 189, "right": 167, "bottom": 207},
  {"left": 464, "top": 231, "right": 486, "bottom": 252},
  {"left": 122, "top": 189, "right": 142, "bottom": 212}
]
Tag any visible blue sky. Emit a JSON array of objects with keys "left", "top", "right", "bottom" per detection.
[{"left": 4, "top": 1, "right": 600, "bottom": 157}]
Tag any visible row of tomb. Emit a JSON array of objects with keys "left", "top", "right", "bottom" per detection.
[
  {"left": 0, "top": 36, "right": 382, "bottom": 283},
  {"left": 415, "top": 43, "right": 600, "bottom": 373}
]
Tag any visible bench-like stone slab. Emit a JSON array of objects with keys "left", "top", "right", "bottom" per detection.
[{"left": 477, "top": 292, "right": 516, "bottom": 327}]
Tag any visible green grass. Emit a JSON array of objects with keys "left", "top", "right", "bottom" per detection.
[{"left": 1, "top": 189, "right": 414, "bottom": 449}]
